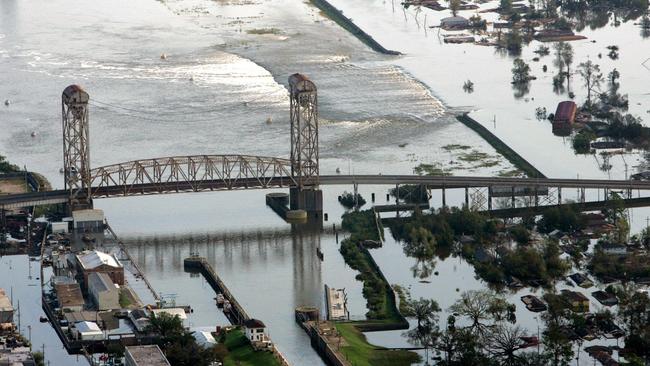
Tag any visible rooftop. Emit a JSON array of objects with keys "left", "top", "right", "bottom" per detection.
[
  {"left": 77, "top": 250, "right": 122, "bottom": 270},
  {"left": 125, "top": 345, "right": 170, "bottom": 366},
  {"left": 72, "top": 209, "right": 104, "bottom": 223},
  {"left": 75, "top": 321, "right": 101, "bottom": 333},
  {"left": 55, "top": 283, "right": 85, "bottom": 308},
  {"left": 244, "top": 318, "right": 266, "bottom": 329},
  {"left": 0, "top": 290, "right": 12, "bottom": 313},
  {"left": 88, "top": 272, "right": 116, "bottom": 293}
]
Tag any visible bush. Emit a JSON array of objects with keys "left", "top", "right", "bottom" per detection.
[{"left": 338, "top": 191, "right": 366, "bottom": 209}]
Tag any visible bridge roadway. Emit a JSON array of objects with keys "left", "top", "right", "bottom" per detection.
[{"left": 3, "top": 175, "right": 650, "bottom": 208}]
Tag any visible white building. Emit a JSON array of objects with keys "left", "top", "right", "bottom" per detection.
[
  {"left": 244, "top": 318, "right": 267, "bottom": 343},
  {"left": 72, "top": 209, "right": 105, "bottom": 233},
  {"left": 74, "top": 321, "right": 103, "bottom": 341},
  {"left": 88, "top": 272, "right": 120, "bottom": 310},
  {"left": 129, "top": 309, "right": 151, "bottom": 333},
  {"left": 193, "top": 330, "right": 217, "bottom": 348}
]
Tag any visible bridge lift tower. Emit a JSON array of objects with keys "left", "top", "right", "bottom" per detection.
[
  {"left": 288, "top": 73, "right": 323, "bottom": 218},
  {"left": 62, "top": 85, "right": 92, "bottom": 210}
]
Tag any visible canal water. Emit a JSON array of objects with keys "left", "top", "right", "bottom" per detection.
[{"left": 0, "top": 0, "right": 647, "bottom": 364}]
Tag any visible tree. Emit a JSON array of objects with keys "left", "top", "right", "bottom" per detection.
[
  {"left": 403, "top": 298, "right": 441, "bottom": 363},
  {"left": 449, "top": 0, "right": 461, "bottom": 16},
  {"left": 512, "top": 58, "right": 532, "bottom": 84},
  {"left": 448, "top": 290, "right": 513, "bottom": 335},
  {"left": 505, "top": 28, "right": 523, "bottom": 53},
  {"left": 578, "top": 60, "right": 603, "bottom": 104},
  {"left": 500, "top": 0, "right": 513, "bottom": 14},
  {"left": 485, "top": 324, "right": 528, "bottom": 366},
  {"left": 553, "top": 42, "right": 573, "bottom": 80},
  {"left": 541, "top": 292, "right": 574, "bottom": 366},
  {"left": 404, "top": 227, "right": 437, "bottom": 260}
]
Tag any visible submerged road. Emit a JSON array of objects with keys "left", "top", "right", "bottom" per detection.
[{"left": 2, "top": 175, "right": 650, "bottom": 208}]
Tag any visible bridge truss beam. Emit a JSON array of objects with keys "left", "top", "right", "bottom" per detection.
[{"left": 89, "top": 155, "right": 297, "bottom": 198}]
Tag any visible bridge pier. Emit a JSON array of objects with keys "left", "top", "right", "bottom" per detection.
[{"left": 290, "top": 188, "right": 323, "bottom": 220}]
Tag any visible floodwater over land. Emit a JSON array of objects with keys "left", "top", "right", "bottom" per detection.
[{"left": 0, "top": 0, "right": 649, "bottom": 364}]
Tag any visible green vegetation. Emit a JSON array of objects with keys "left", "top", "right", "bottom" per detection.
[
  {"left": 339, "top": 210, "right": 407, "bottom": 328},
  {"left": 0, "top": 155, "right": 20, "bottom": 173},
  {"left": 511, "top": 58, "right": 532, "bottom": 84},
  {"left": 389, "top": 184, "right": 429, "bottom": 203},
  {"left": 334, "top": 323, "right": 420, "bottom": 366},
  {"left": 338, "top": 191, "right": 366, "bottom": 209},
  {"left": 414, "top": 163, "right": 451, "bottom": 176},
  {"left": 572, "top": 130, "right": 595, "bottom": 154},
  {"left": 456, "top": 114, "right": 546, "bottom": 178},
  {"left": 442, "top": 144, "right": 471, "bottom": 151},
  {"left": 118, "top": 289, "right": 133, "bottom": 308},
  {"left": 222, "top": 329, "right": 281, "bottom": 366},
  {"left": 536, "top": 204, "right": 586, "bottom": 233},
  {"left": 246, "top": 28, "right": 281, "bottom": 35},
  {"left": 147, "top": 312, "right": 224, "bottom": 365}
]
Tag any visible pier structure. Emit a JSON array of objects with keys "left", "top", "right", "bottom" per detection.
[{"left": 183, "top": 255, "right": 249, "bottom": 325}]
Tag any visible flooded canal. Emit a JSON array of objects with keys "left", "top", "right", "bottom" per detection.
[{"left": 1, "top": 0, "right": 649, "bottom": 364}]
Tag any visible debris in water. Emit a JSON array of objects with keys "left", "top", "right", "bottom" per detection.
[
  {"left": 266, "top": 117, "right": 272, "bottom": 124},
  {"left": 30, "top": 131, "right": 36, "bottom": 137},
  {"left": 160, "top": 53, "right": 167, "bottom": 60},
  {"left": 4, "top": 99, "right": 9, "bottom": 106}
]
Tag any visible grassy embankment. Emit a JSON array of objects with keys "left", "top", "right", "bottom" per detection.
[
  {"left": 222, "top": 329, "right": 281, "bottom": 366},
  {"left": 456, "top": 113, "right": 546, "bottom": 179},
  {"left": 337, "top": 209, "right": 418, "bottom": 365},
  {"left": 334, "top": 323, "right": 420, "bottom": 366}
]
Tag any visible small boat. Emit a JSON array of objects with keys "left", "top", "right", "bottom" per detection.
[
  {"left": 30, "top": 131, "right": 36, "bottom": 137},
  {"left": 39, "top": 316, "right": 48, "bottom": 323},
  {"left": 215, "top": 294, "right": 225, "bottom": 307},
  {"left": 398, "top": 143, "right": 407, "bottom": 148}
]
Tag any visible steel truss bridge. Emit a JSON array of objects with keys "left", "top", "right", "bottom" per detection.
[{"left": 3, "top": 75, "right": 650, "bottom": 216}]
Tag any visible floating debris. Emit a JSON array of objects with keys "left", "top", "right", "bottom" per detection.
[
  {"left": 160, "top": 53, "right": 167, "bottom": 60},
  {"left": 266, "top": 117, "right": 272, "bottom": 124},
  {"left": 4, "top": 99, "right": 9, "bottom": 106},
  {"left": 30, "top": 131, "right": 36, "bottom": 137}
]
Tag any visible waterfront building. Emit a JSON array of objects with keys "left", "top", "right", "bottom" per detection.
[
  {"left": 88, "top": 272, "right": 120, "bottom": 310},
  {"left": 54, "top": 283, "right": 85, "bottom": 312},
  {"left": 73, "top": 321, "right": 103, "bottom": 341},
  {"left": 128, "top": 309, "right": 151, "bottom": 333},
  {"left": 0, "top": 290, "right": 13, "bottom": 324},
  {"left": 72, "top": 209, "right": 105, "bottom": 233},
  {"left": 124, "top": 345, "right": 170, "bottom": 366},
  {"left": 76, "top": 250, "right": 124, "bottom": 286},
  {"left": 244, "top": 318, "right": 267, "bottom": 343}
]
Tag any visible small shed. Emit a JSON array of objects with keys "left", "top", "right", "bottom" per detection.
[
  {"left": 74, "top": 321, "right": 103, "bottom": 341},
  {"left": 440, "top": 16, "right": 469, "bottom": 29}
]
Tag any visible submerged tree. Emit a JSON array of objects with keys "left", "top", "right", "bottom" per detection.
[
  {"left": 577, "top": 60, "right": 603, "bottom": 105},
  {"left": 512, "top": 58, "right": 532, "bottom": 84},
  {"left": 448, "top": 290, "right": 514, "bottom": 335}
]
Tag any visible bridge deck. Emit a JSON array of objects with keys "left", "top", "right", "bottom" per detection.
[{"left": 3, "top": 175, "right": 650, "bottom": 208}]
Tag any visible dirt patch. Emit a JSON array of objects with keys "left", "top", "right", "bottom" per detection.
[{"left": 0, "top": 178, "right": 28, "bottom": 195}]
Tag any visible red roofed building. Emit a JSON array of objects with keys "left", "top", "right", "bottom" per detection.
[{"left": 553, "top": 101, "right": 577, "bottom": 129}]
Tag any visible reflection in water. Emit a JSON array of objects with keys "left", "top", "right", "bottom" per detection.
[{"left": 122, "top": 225, "right": 344, "bottom": 366}]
